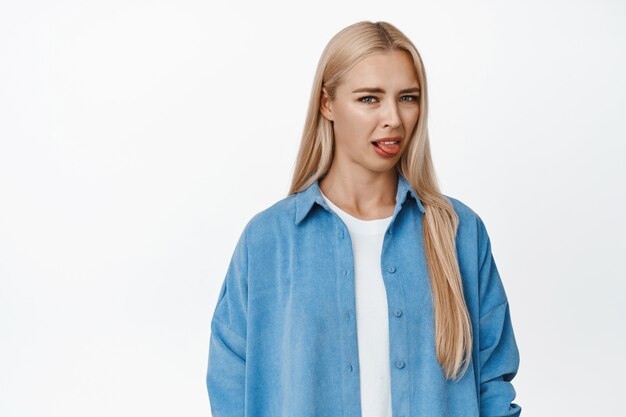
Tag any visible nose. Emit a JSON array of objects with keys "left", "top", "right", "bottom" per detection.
[{"left": 382, "top": 100, "right": 401, "bottom": 128}]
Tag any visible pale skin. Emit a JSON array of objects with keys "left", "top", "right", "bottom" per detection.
[{"left": 319, "top": 49, "right": 421, "bottom": 220}]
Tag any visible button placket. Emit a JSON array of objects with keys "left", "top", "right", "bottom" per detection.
[{"left": 331, "top": 216, "right": 361, "bottom": 411}]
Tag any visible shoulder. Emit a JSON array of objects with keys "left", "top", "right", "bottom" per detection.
[
  {"left": 441, "top": 194, "right": 491, "bottom": 247},
  {"left": 239, "top": 193, "right": 299, "bottom": 245},
  {"left": 443, "top": 194, "right": 482, "bottom": 225}
]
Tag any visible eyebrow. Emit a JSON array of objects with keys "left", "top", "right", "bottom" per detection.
[{"left": 351, "top": 87, "right": 421, "bottom": 94}]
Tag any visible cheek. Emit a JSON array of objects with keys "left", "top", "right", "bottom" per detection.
[
  {"left": 334, "top": 105, "right": 374, "bottom": 139},
  {"left": 403, "top": 108, "right": 420, "bottom": 130}
]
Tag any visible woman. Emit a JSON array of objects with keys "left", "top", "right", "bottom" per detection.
[{"left": 206, "top": 21, "right": 521, "bottom": 417}]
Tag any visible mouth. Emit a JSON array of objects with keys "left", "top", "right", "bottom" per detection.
[
  {"left": 371, "top": 136, "right": 402, "bottom": 145},
  {"left": 371, "top": 137, "right": 402, "bottom": 157}
]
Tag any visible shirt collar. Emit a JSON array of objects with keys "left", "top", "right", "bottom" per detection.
[{"left": 294, "top": 173, "right": 425, "bottom": 226}]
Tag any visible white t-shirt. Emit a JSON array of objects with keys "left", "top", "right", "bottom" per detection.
[{"left": 320, "top": 189, "right": 393, "bottom": 417}]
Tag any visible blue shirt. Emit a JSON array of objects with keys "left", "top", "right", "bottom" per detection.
[{"left": 206, "top": 173, "right": 522, "bottom": 417}]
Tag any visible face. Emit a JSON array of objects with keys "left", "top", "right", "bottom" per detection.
[{"left": 320, "top": 50, "right": 420, "bottom": 174}]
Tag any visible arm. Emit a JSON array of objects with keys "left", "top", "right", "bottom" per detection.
[
  {"left": 206, "top": 227, "right": 249, "bottom": 417},
  {"left": 477, "top": 217, "right": 522, "bottom": 417}
]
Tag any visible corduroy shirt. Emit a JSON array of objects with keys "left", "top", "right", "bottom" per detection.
[{"left": 206, "top": 173, "right": 522, "bottom": 417}]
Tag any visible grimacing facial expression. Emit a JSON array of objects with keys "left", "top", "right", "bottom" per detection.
[{"left": 320, "top": 50, "right": 421, "bottom": 172}]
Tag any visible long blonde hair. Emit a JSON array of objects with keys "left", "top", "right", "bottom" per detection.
[{"left": 287, "top": 21, "right": 472, "bottom": 381}]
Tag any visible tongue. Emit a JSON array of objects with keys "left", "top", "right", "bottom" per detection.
[{"left": 377, "top": 142, "right": 399, "bottom": 154}]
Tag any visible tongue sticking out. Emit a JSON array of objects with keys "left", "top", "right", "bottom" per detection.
[{"left": 376, "top": 142, "right": 400, "bottom": 154}]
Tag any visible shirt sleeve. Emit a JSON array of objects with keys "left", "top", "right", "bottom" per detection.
[
  {"left": 476, "top": 216, "right": 522, "bottom": 417},
  {"left": 206, "top": 227, "right": 249, "bottom": 417}
]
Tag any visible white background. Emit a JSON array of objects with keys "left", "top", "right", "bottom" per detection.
[{"left": 1, "top": 1, "right": 625, "bottom": 416}]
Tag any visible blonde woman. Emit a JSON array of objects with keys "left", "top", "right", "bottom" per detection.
[{"left": 206, "top": 21, "right": 521, "bottom": 417}]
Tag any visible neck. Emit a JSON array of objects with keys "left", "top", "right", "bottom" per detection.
[{"left": 318, "top": 167, "right": 398, "bottom": 220}]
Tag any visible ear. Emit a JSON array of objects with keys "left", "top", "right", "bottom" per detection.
[{"left": 319, "top": 87, "right": 334, "bottom": 121}]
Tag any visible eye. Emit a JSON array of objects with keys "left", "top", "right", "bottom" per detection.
[
  {"left": 358, "top": 95, "right": 379, "bottom": 104},
  {"left": 401, "top": 95, "right": 420, "bottom": 103}
]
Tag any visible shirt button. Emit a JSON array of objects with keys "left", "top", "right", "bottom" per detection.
[
  {"left": 339, "top": 230, "right": 345, "bottom": 239},
  {"left": 394, "top": 309, "right": 403, "bottom": 317},
  {"left": 395, "top": 360, "right": 405, "bottom": 369},
  {"left": 348, "top": 363, "right": 354, "bottom": 372},
  {"left": 387, "top": 266, "right": 396, "bottom": 273},
  {"left": 343, "top": 269, "right": 348, "bottom": 276},
  {"left": 345, "top": 310, "right": 351, "bottom": 321}
]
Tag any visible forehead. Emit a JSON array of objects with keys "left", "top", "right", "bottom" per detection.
[{"left": 341, "top": 50, "right": 418, "bottom": 89}]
